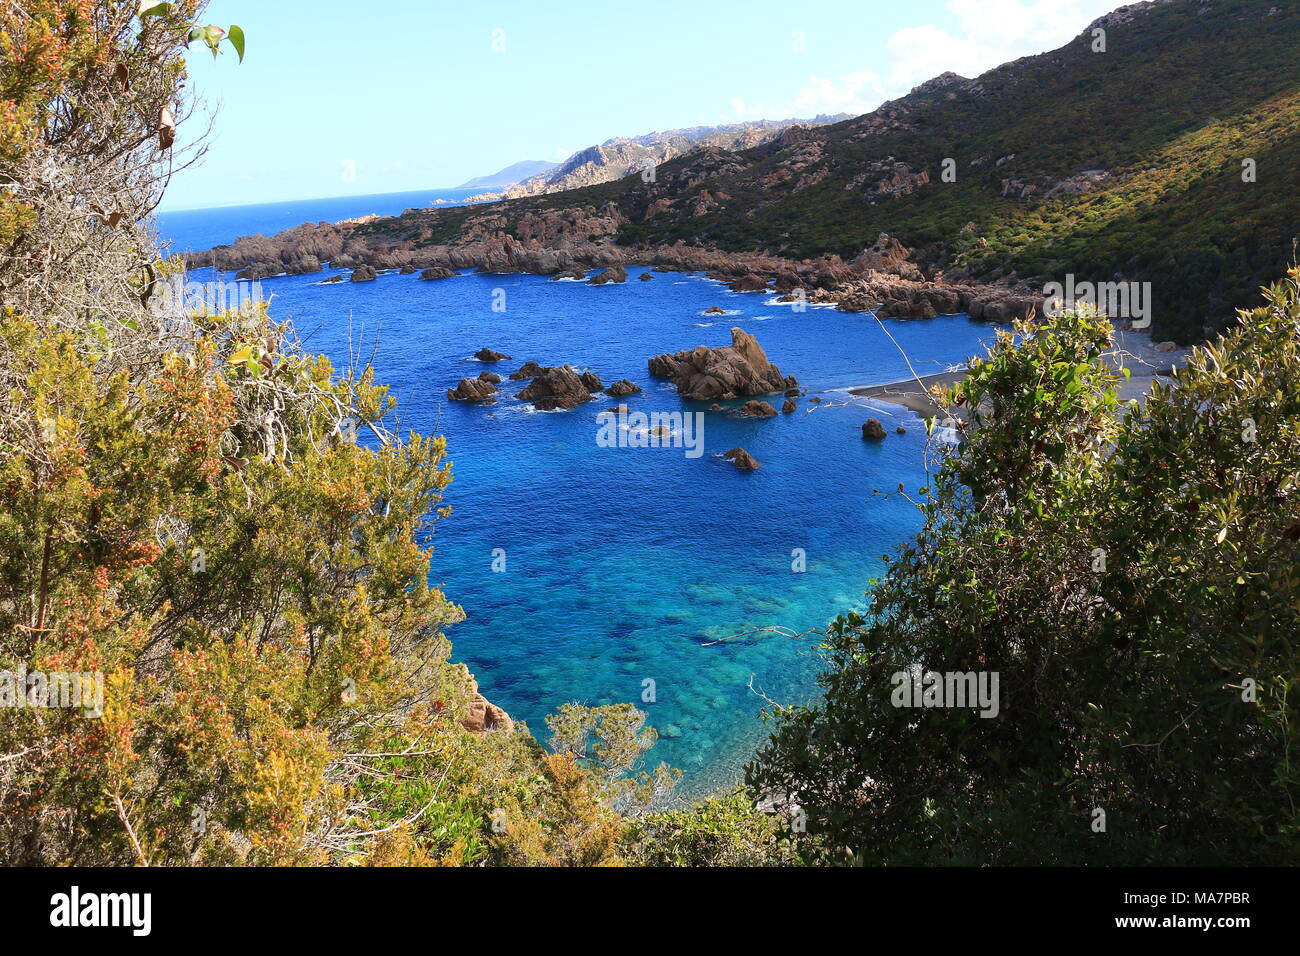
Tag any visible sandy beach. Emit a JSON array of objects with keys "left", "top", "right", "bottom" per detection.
[{"left": 849, "top": 324, "right": 1191, "bottom": 417}]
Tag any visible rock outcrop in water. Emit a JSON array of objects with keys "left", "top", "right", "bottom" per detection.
[
  {"left": 606, "top": 379, "right": 641, "bottom": 397},
  {"left": 649, "top": 327, "right": 797, "bottom": 401},
  {"left": 475, "top": 347, "right": 511, "bottom": 362},
  {"left": 419, "top": 267, "right": 457, "bottom": 280},
  {"left": 722, "top": 447, "right": 760, "bottom": 471},
  {"left": 516, "top": 365, "right": 598, "bottom": 410},
  {"left": 862, "top": 418, "right": 886, "bottom": 440},
  {"left": 448, "top": 377, "right": 499, "bottom": 403},
  {"left": 739, "top": 400, "right": 778, "bottom": 418},
  {"left": 509, "top": 360, "right": 544, "bottom": 380},
  {"left": 350, "top": 264, "right": 377, "bottom": 282},
  {"left": 588, "top": 264, "right": 627, "bottom": 285}
]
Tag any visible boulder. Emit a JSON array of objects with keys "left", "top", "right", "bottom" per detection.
[
  {"left": 286, "top": 255, "right": 322, "bottom": 275},
  {"left": 461, "top": 693, "right": 514, "bottom": 734},
  {"left": 419, "top": 267, "right": 457, "bottom": 281},
  {"left": 322, "top": 275, "right": 344, "bottom": 284},
  {"left": 862, "top": 418, "right": 887, "bottom": 440},
  {"left": 235, "top": 261, "right": 283, "bottom": 281},
  {"left": 638, "top": 272, "right": 655, "bottom": 281},
  {"left": 516, "top": 366, "right": 596, "bottom": 410},
  {"left": 579, "top": 371, "right": 603, "bottom": 392},
  {"left": 774, "top": 271, "right": 802, "bottom": 294},
  {"left": 588, "top": 265, "right": 628, "bottom": 285},
  {"left": 606, "top": 379, "right": 642, "bottom": 397},
  {"left": 478, "top": 370, "right": 502, "bottom": 384},
  {"left": 549, "top": 266, "right": 587, "bottom": 281},
  {"left": 722, "top": 447, "right": 760, "bottom": 471},
  {"left": 448, "top": 377, "right": 498, "bottom": 403},
  {"left": 1153, "top": 340, "right": 1179, "bottom": 352},
  {"left": 728, "top": 273, "right": 768, "bottom": 293},
  {"left": 648, "top": 327, "right": 798, "bottom": 401},
  {"left": 475, "top": 347, "right": 512, "bottom": 362},
  {"left": 509, "top": 360, "right": 544, "bottom": 380},
  {"left": 782, "top": 399, "right": 797, "bottom": 414},
  {"left": 350, "top": 264, "right": 378, "bottom": 282}
]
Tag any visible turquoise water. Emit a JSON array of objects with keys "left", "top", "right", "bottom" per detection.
[{"left": 172, "top": 223, "right": 1003, "bottom": 796}]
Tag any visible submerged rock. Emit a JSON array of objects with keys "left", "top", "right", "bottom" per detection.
[
  {"left": 638, "top": 272, "right": 655, "bottom": 281},
  {"left": 739, "top": 400, "right": 778, "bottom": 418}
]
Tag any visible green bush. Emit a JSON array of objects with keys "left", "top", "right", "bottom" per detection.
[{"left": 748, "top": 274, "right": 1300, "bottom": 865}]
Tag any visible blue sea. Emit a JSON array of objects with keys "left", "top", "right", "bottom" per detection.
[{"left": 160, "top": 191, "right": 1003, "bottom": 798}]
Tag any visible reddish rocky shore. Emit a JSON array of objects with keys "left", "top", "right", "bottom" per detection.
[{"left": 185, "top": 203, "right": 1044, "bottom": 323}]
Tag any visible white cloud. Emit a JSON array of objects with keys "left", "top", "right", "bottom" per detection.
[
  {"left": 884, "top": 0, "right": 1118, "bottom": 93},
  {"left": 790, "top": 70, "right": 886, "bottom": 116},
  {"left": 732, "top": 0, "right": 1117, "bottom": 121}
]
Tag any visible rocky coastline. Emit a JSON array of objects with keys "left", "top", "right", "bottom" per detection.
[{"left": 186, "top": 205, "right": 1045, "bottom": 325}]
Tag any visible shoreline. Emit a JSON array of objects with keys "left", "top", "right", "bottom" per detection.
[
  {"left": 848, "top": 325, "right": 1191, "bottom": 416},
  {"left": 848, "top": 370, "right": 964, "bottom": 416}
]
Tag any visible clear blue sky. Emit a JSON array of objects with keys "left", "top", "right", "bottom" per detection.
[{"left": 164, "top": 0, "right": 1119, "bottom": 210}]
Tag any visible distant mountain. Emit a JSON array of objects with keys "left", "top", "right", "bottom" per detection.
[
  {"left": 456, "top": 159, "right": 558, "bottom": 190},
  {"left": 499, "top": 116, "right": 851, "bottom": 198}
]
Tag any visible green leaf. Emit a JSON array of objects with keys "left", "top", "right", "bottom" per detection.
[
  {"left": 228, "top": 25, "right": 246, "bottom": 62},
  {"left": 139, "top": 2, "right": 174, "bottom": 19}
]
